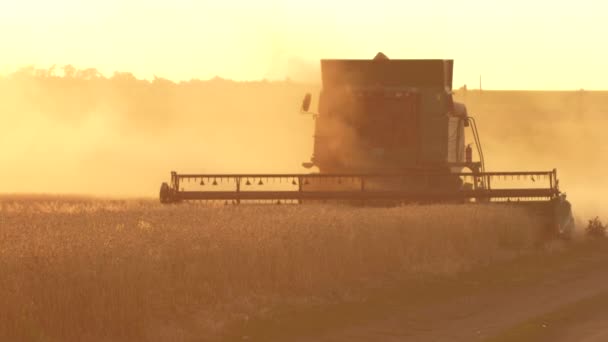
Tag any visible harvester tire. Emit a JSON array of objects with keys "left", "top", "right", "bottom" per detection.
[
  {"left": 553, "top": 197, "right": 575, "bottom": 240},
  {"left": 159, "top": 182, "right": 173, "bottom": 204}
]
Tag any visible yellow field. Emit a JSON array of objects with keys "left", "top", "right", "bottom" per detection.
[{"left": 0, "top": 197, "right": 544, "bottom": 341}]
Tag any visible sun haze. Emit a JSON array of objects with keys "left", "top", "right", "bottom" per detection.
[
  {"left": 5, "top": 3, "right": 608, "bottom": 341},
  {"left": 1, "top": 0, "right": 607, "bottom": 220},
  {"left": 1, "top": 0, "right": 607, "bottom": 89}
]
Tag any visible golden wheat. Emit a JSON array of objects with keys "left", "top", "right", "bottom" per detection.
[{"left": 0, "top": 198, "right": 543, "bottom": 341}]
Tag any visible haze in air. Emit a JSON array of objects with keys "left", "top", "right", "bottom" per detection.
[{"left": 2, "top": 2, "right": 608, "bottom": 341}]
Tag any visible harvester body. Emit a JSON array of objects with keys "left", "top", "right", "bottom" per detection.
[
  {"left": 159, "top": 53, "right": 573, "bottom": 235},
  {"left": 309, "top": 57, "right": 466, "bottom": 174}
]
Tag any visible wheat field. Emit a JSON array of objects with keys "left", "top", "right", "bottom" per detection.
[{"left": 0, "top": 197, "right": 544, "bottom": 341}]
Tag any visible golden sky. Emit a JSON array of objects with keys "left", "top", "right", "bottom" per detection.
[{"left": 1, "top": 0, "right": 606, "bottom": 89}]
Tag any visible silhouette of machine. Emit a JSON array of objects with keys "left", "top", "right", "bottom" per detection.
[{"left": 159, "top": 53, "right": 573, "bottom": 235}]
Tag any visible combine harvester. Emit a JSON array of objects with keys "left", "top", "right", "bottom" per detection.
[{"left": 159, "top": 53, "right": 574, "bottom": 236}]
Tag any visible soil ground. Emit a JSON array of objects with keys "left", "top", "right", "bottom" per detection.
[{"left": 230, "top": 239, "right": 608, "bottom": 341}]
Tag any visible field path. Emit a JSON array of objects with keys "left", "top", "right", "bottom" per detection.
[
  {"left": 557, "top": 317, "right": 608, "bottom": 342},
  {"left": 307, "top": 258, "right": 608, "bottom": 342},
  {"left": 236, "top": 241, "right": 608, "bottom": 341}
]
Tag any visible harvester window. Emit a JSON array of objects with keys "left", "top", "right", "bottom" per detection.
[{"left": 353, "top": 94, "right": 418, "bottom": 149}]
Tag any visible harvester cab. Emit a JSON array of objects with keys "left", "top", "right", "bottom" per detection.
[
  {"left": 300, "top": 52, "right": 482, "bottom": 175},
  {"left": 159, "top": 53, "right": 573, "bottom": 236}
]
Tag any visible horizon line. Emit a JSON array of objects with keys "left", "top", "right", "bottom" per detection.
[{"left": 0, "top": 64, "right": 605, "bottom": 92}]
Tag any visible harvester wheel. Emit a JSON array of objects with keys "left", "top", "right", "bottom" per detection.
[
  {"left": 159, "top": 182, "right": 174, "bottom": 204},
  {"left": 551, "top": 195, "right": 575, "bottom": 240}
]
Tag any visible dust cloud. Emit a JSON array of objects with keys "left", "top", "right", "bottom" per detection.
[
  {"left": 0, "top": 66, "right": 318, "bottom": 197},
  {"left": 0, "top": 67, "right": 606, "bottom": 219},
  {"left": 454, "top": 89, "right": 608, "bottom": 219}
]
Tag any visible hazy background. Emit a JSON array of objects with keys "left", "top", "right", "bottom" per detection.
[
  {"left": 1, "top": 69, "right": 607, "bottom": 219},
  {"left": 1, "top": 0, "right": 607, "bottom": 218},
  {"left": 1, "top": 0, "right": 607, "bottom": 89}
]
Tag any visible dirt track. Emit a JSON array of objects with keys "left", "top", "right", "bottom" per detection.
[{"left": 235, "top": 240, "right": 608, "bottom": 341}]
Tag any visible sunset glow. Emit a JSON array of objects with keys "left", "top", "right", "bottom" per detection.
[{"left": 1, "top": 0, "right": 607, "bottom": 89}]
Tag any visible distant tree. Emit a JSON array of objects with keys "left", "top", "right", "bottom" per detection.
[
  {"left": 210, "top": 76, "right": 225, "bottom": 82},
  {"left": 34, "top": 68, "right": 50, "bottom": 79},
  {"left": 77, "top": 68, "right": 103, "bottom": 80},
  {"left": 11, "top": 65, "right": 36, "bottom": 79},
  {"left": 63, "top": 64, "right": 76, "bottom": 78},
  {"left": 111, "top": 71, "right": 137, "bottom": 83},
  {"left": 48, "top": 64, "right": 57, "bottom": 77},
  {"left": 152, "top": 75, "right": 173, "bottom": 86}
]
